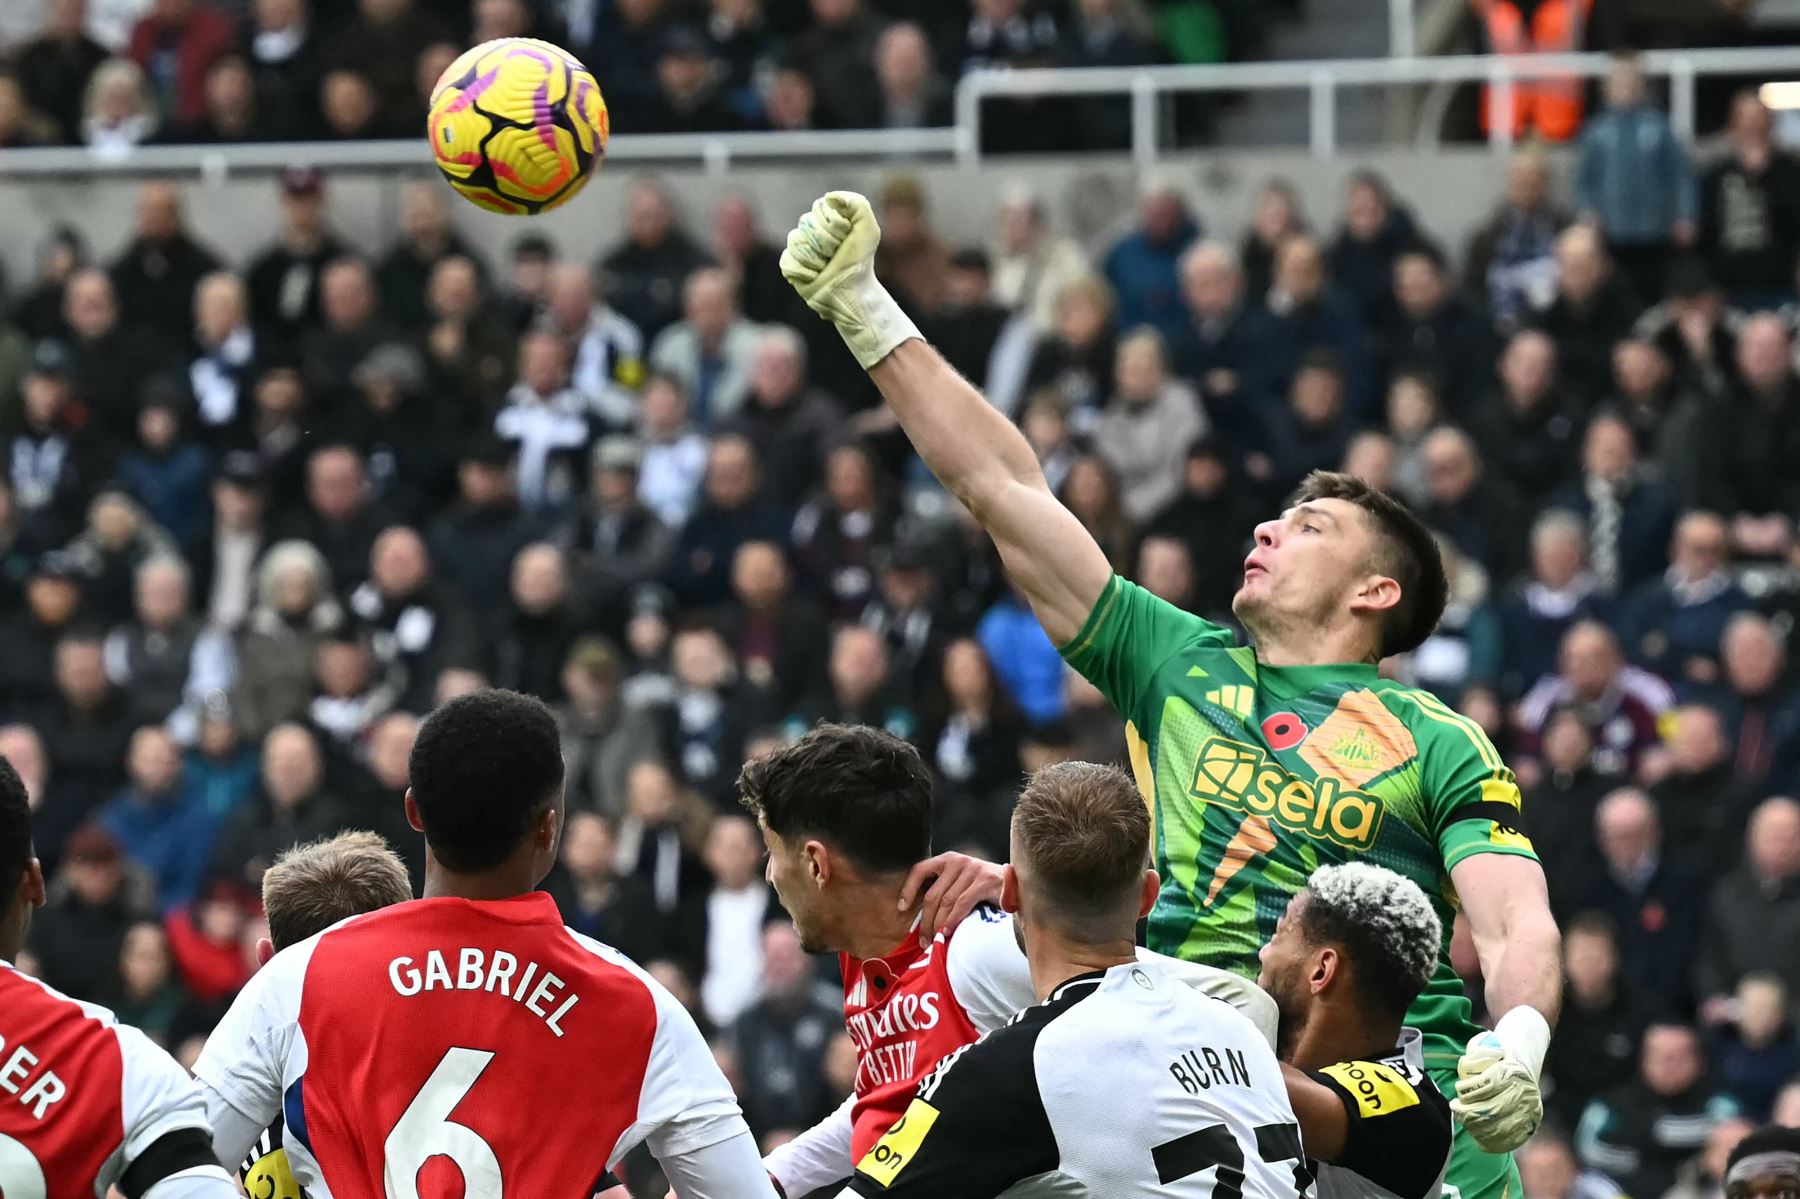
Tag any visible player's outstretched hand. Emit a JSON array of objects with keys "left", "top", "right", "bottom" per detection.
[
  {"left": 1450, "top": 1032, "right": 1544, "bottom": 1153},
  {"left": 779, "top": 191, "right": 919, "bottom": 370},
  {"left": 901, "top": 852, "right": 1006, "bottom": 938}
]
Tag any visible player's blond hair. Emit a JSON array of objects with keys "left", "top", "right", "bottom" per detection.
[
  {"left": 262, "top": 830, "right": 411, "bottom": 951},
  {"left": 1011, "top": 762, "right": 1150, "bottom": 939}
]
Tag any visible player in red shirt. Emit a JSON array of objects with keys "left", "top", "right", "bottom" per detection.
[
  {"left": 193, "top": 689, "right": 777, "bottom": 1199},
  {"left": 0, "top": 756, "right": 237, "bottom": 1199},
  {"left": 736, "top": 724, "right": 1274, "bottom": 1198}
]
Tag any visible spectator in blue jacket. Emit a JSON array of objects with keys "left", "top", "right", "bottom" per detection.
[
  {"left": 1576, "top": 54, "right": 1697, "bottom": 303},
  {"left": 1245, "top": 234, "right": 1375, "bottom": 418},
  {"left": 99, "top": 724, "right": 219, "bottom": 913},
  {"left": 977, "top": 585, "right": 1065, "bottom": 726},
  {"left": 117, "top": 380, "right": 212, "bottom": 553},
  {"left": 1101, "top": 179, "right": 1200, "bottom": 345},
  {"left": 1622, "top": 511, "right": 1748, "bottom": 691}
]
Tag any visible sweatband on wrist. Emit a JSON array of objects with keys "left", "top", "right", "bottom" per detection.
[{"left": 1493, "top": 1006, "right": 1552, "bottom": 1078}]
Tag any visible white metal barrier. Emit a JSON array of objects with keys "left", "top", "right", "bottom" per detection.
[{"left": 1, "top": 45, "right": 1797, "bottom": 178}]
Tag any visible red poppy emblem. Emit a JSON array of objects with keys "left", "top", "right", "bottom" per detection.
[{"left": 1262, "top": 713, "right": 1306, "bottom": 751}]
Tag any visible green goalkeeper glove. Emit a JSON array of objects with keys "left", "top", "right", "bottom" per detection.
[
  {"left": 779, "top": 191, "right": 921, "bottom": 370},
  {"left": 1450, "top": 1006, "right": 1550, "bottom": 1153}
]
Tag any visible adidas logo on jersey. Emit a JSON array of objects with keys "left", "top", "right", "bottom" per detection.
[
  {"left": 1203, "top": 686, "right": 1255, "bottom": 720},
  {"left": 1188, "top": 737, "right": 1384, "bottom": 849}
]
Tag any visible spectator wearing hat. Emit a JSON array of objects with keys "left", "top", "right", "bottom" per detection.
[
  {"left": 189, "top": 451, "right": 267, "bottom": 634},
  {"left": 425, "top": 435, "right": 541, "bottom": 614},
  {"left": 109, "top": 180, "right": 222, "bottom": 346},
  {"left": 728, "top": 328, "right": 843, "bottom": 513},
  {"left": 16, "top": 0, "right": 110, "bottom": 144},
  {"left": 375, "top": 180, "right": 482, "bottom": 335},
  {"left": 649, "top": 267, "right": 763, "bottom": 424},
  {"left": 126, "top": 0, "right": 234, "bottom": 127},
  {"left": 117, "top": 379, "right": 212, "bottom": 552},
  {"left": 25, "top": 822, "right": 150, "bottom": 1003},
  {"left": 0, "top": 553, "right": 87, "bottom": 722},
  {"left": 560, "top": 436, "right": 674, "bottom": 628},
  {"left": 600, "top": 177, "right": 714, "bottom": 345},
  {"left": 347, "top": 525, "right": 476, "bottom": 713},
  {"left": 668, "top": 432, "right": 787, "bottom": 608},
  {"left": 325, "top": 342, "right": 454, "bottom": 522},
  {"left": 232, "top": 540, "right": 343, "bottom": 739},
  {"left": 555, "top": 637, "right": 663, "bottom": 816},
  {"left": 246, "top": 167, "right": 349, "bottom": 341},
  {"left": 99, "top": 724, "right": 219, "bottom": 913},
  {"left": 641, "top": 25, "right": 741, "bottom": 133},
  {"left": 5, "top": 341, "right": 91, "bottom": 551},
  {"left": 1145, "top": 436, "right": 1260, "bottom": 621}
]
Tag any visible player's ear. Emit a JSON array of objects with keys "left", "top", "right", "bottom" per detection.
[
  {"left": 403, "top": 788, "right": 424, "bottom": 833},
  {"left": 256, "top": 937, "right": 275, "bottom": 966},
  {"left": 1137, "top": 869, "right": 1159, "bottom": 920},
  {"left": 1311, "top": 946, "right": 1340, "bottom": 996},
  {"left": 1000, "top": 864, "right": 1021, "bottom": 915},
  {"left": 803, "top": 839, "right": 830, "bottom": 887},
  {"left": 1349, "top": 573, "right": 1402, "bottom": 620},
  {"left": 21, "top": 858, "right": 44, "bottom": 910}
]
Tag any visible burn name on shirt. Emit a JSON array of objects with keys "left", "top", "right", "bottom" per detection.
[
  {"left": 387, "top": 949, "right": 578, "bottom": 1037},
  {"left": 0, "top": 1031, "right": 67, "bottom": 1119},
  {"left": 1169, "top": 1045, "right": 1253, "bottom": 1095}
]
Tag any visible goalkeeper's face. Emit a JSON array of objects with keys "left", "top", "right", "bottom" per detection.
[{"left": 1232, "top": 500, "right": 1378, "bottom": 643}]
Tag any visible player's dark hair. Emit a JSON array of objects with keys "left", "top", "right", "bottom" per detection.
[
  {"left": 737, "top": 723, "right": 932, "bottom": 875},
  {"left": 0, "top": 755, "right": 31, "bottom": 904},
  {"left": 1011, "top": 762, "right": 1149, "bottom": 939},
  {"left": 1290, "top": 470, "right": 1448, "bottom": 659},
  {"left": 409, "top": 689, "right": 564, "bottom": 872},
  {"left": 1728, "top": 1125, "right": 1800, "bottom": 1171}
]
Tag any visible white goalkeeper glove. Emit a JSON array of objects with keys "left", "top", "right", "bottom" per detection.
[
  {"left": 1450, "top": 1006, "right": 1550, "bottom": 1153},
  {"left": 778, "top": 191, "right": 921, "bottom": 370}
]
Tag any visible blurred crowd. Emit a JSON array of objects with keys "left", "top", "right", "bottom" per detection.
[
  {"left": 0, "top": 0, "right": 1292, "bottom": 153},
  {"left": 5, "top": 45, "right": 1800, "bottom": 1193}
]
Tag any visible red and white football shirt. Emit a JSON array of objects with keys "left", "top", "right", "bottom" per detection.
[
  {"left": 193, "top": 893, "right": 749, "bottom": 1199},
  {"left": 0, "top": 961, "right": 226, "bottom": 1199}
]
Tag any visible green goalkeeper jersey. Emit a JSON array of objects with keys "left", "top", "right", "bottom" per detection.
[{"left": 1061, "top": 575, "right": 1539, "bottom": 1074}]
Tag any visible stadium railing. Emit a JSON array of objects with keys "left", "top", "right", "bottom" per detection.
[{"left": 0, "top": 45, "right": 1797, "bottom": 179}]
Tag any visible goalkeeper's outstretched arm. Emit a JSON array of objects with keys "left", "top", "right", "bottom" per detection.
[{"left": 780, "top": 191, "right": 1111, "bottom": 646}]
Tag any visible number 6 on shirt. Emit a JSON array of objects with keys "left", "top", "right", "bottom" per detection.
[{"left": 383, "top": 1048, "right": 503, "bottom": 1199}]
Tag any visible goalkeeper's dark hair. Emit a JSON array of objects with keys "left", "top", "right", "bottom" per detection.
[
  {"left": 1290, "top": 470, "right": 1448, "bottom": 659},
  {"left": 0, "top": 755, "right": 29, "bottom": 905},
  {"left": 737, "top": 723, "right": 932, "bottom": 876},
  {"left": 409, "top": 689, "right": 564, "bottom": 872}
]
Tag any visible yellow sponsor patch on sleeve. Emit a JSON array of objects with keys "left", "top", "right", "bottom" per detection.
[
  {"left": 856, "top": 1098, "right": 941, "bottom": 1188},
  {"left": 1319, "top": 1060, "right": 1420, "bottom": 1118},
  {"left": 243, "top": 1148, "right": 306, "bottom": 1199}
]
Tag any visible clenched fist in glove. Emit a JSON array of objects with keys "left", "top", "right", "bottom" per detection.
[
  {"left": 779, "top": 191, "right": 921, "bottom": 370},
  {"left": 1450, "top": 1006, "right": 1550, "bottom": 1153}
]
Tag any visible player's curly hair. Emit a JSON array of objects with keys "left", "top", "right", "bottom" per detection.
[
  {"left": 1290, "top": 471, "right": 1448, "bottom": 660},
  {"left": 409, "top": 689, "right": 564, "bottom": 872},
  {"left": 1297, "top": 862, "right": 1442, "bottom": 1019}
]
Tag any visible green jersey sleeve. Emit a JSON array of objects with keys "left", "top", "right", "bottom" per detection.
[
  {"left": 1059, "top": 574, "right": 1234, "bottom": 714},
  {"left": 1389, "top": 689, "right": 1539, "bottom": 871}
]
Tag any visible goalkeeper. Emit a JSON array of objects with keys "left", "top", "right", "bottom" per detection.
[{"left": 780, "top": 193, "right": 1562, "bottom": 1199}]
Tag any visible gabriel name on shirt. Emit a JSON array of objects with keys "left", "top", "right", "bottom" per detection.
[{"left": 387, "top": 948, "right": 579, "bottom": 1036}]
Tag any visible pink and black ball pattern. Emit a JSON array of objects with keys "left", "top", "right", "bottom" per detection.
[{"left": 428, "top": 38, "right": 610, "bottom": 216}]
